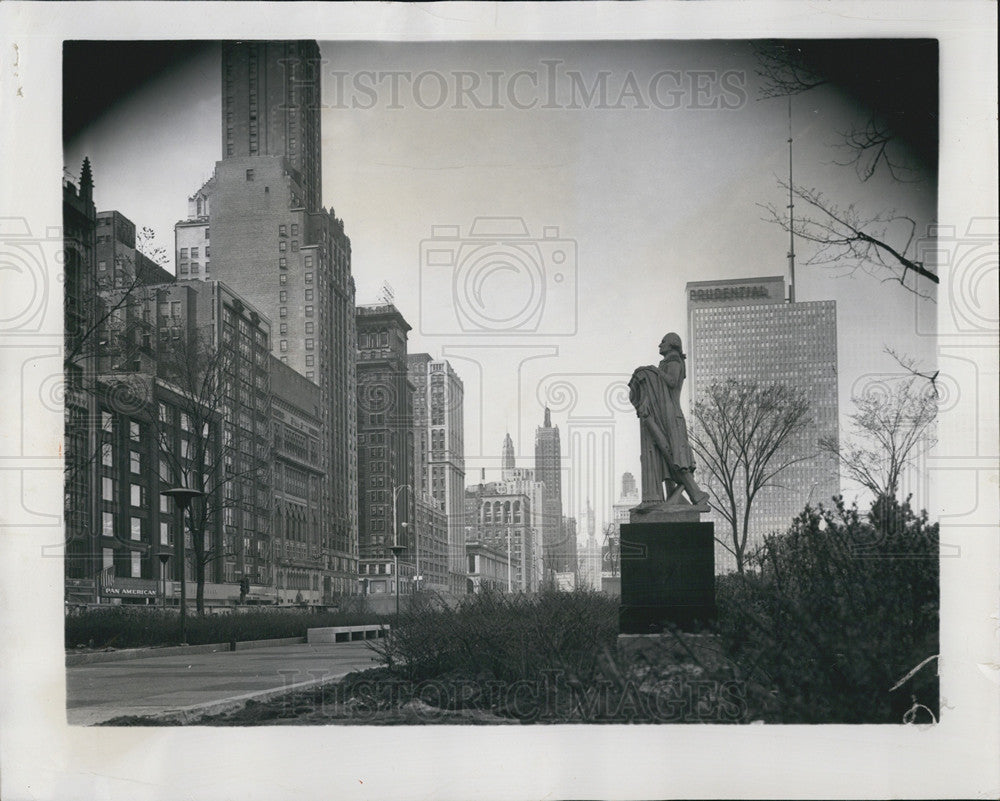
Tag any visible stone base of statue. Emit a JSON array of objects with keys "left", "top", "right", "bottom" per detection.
[
  {"left": 616, "top": 631, "right": 723, "bottom": 666},
  {"left": 618, "top": 503, "right": 715, "bottom": 634}
]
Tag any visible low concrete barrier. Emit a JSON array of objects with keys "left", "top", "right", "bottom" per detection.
[{"left": 307, "top": 624, "right": 389, "bottom": 644}]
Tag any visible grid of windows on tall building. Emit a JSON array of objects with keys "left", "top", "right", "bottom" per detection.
[
  {"left": 176, "top": 40, "right": 358, "bottom": 602},
  {"left": 356, "top": 305, "right": 414, "bottom": 597},
  {"left": 687, "top": 276, "right": 839, "bottom": 574},
  {"left": 407, "top": 353, "right": 466, "bottom": 595}
]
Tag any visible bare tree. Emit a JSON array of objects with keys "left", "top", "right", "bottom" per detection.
[
  {"left": 759, "top": 181, "right": 938, "bottom": 297},
  {"left": 152, "top": 330, "right": 269, "bottom": 614},
  {"left": 820, "top": 376, "right": 937, "bottom": 503},
  {"left": 690, "top": 380, "right": 813, "bottom": 574}
]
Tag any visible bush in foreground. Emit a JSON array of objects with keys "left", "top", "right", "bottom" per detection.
[
  {"left": 366, "top": 499, "right": 938, "bottom": 724},
  {"left": 371, "top": 589, "right": 618, "bottom": 684},
  {"left": 716, "top": 496, "right": 939, "bottom": 723},
  {"left": 365, "top": 589, "right": 766, "bottom": 723}
]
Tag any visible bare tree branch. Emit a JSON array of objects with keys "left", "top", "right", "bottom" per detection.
[
  {"left": 884, "top": 347, "right": 940, "bottom": 396},
  {"left": 759, "top": 180, "right": 938, "bottom": 297},
  {"left": 751, "top": 41, "right": 934, "bottom": 183},
  {"left": 136, "top": 225, "right": 169, "bottom": 267},
  {"left": 833, "top": 117, "right": 923, "bottom": 184},
  {"left": 752, "top": 42, "right": 828, "bottom": 99}
]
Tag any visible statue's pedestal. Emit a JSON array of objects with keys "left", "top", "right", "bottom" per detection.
[
  {"left": 619, "top": 509, "right": 715, "bottom": 633},
  {"left": 616, "top": 632, "right": 723, "bottom": 665}
]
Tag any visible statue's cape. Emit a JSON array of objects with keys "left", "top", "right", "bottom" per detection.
[
  {"left": 628, "top": 365, "right": 667, "bottom": 419},
  {"left": 629, "top": 364, "right": 695, "bottom": 471}
]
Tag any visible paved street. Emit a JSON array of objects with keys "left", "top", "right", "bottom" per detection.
[{"left": 66, "top": 641, "right": 381, "bottom": 725}]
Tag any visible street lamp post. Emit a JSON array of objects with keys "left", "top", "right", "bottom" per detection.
[
  {"left": 158, "top": 553, "right": 170, "bottom": 608},
  {"left": 413, "top": 518, "right": 420, "bottom": 593},
  {"left": 160, "top": 487, "right": 204, "bottom": 644},
  {"left": 390, "top": 482, "right": 412, "bottom": 609},
  {"left": 400, "top": 521, "right": 415, "bottom": 595},
  {"left": 389, "top": 544, "right": 406, "bottom": 616},
  {"left": 390, "top": 483, "right": 412, "bottom": 548},
  {"left": 506, "top": 527, "right": 513, "bottom": 594}
]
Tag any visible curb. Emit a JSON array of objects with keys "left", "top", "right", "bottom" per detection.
[
  {"left": 66, "top": 636, "right": 307, "bottom": 667},
  {"left": 97, "top": 667, "right": 367, "bottom": 725}
]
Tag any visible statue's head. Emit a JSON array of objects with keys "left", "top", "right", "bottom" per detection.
[{"left": 659, "top": 332, "right": 682, "bottom": 355}]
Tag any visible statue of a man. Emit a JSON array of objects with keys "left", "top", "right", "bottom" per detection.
[{"left": 629, "top": 332, "right": 709, "bottom": 511}]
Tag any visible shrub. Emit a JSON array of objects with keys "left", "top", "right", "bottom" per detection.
[
  {"left": 716, "top": 496, "right": 939, "bottom": 723},
  {"left": 66, "top": 606, "right": 382, "bottom": 649},
  {"left": 365, "top": 589, "right": 765, "bottom": 723},
  {"left": 370, "top": 589, "right": 619, "bottom": 685}
]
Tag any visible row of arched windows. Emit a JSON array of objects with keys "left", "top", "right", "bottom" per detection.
[{"left": 481, "top": 500, "right": 522, "bottom": 524}]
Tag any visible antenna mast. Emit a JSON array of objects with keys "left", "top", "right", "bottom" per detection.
[
  {"left": 787, "top": 95, "right": 796, "bottom": 304},
  {"left": 377, "top": 281, "right": 395, "bottom": 305}
]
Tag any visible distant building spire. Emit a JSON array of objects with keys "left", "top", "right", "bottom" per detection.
[
  {"left": 80, "top": 157, "right": 93, "bottom": 201},
  {"left": 544, "top": 406, "right": 551, "bottom": 428},
  {"left": 501, "top": 433, "right": 515, "bottom": 472}
]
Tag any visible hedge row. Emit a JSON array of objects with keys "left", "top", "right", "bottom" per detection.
[{"left": 66, "top": 606, "right": 381, "bottom": 649}]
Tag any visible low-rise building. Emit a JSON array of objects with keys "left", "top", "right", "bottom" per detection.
[
  {"left": 464, "top": 481, "right": 535, "bottom": 593},
  {"left": 271, "top": 356, "right": 329, "bottom": 604},
  {"left": 465, "top": 540, "right": 511, "bottom": 594}
]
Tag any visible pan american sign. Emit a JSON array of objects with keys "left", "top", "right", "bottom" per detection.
[
  {"left": 102, "top": 586, "right": 158, "bottom": 598},
  {"left": 98, "top": 566, "right": 159, "bottom": 598}
]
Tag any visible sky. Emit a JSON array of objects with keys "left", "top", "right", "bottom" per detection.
[{"left": 64, "top": 39, "right": 940, "bottom": 535}]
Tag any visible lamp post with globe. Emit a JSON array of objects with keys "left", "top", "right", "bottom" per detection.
[{"left": 159, "top": 487, "right": 204, "bottom": 643}]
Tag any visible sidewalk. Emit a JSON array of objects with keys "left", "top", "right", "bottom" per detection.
[{"left": 66, "top": 641, "right": 381, "bottom": 725}]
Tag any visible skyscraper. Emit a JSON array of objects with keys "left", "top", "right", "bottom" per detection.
[
  {"left": 407, "top": 353, "right": 466, "bottom": 595},
  {"left": 496, "top": 438, "right": 544, "bottom": 592},
  {"left": 534, "top": 406, "right": 570, "bottom": 578},
  {"left": 177, "top": 40, "right": 358, "bottom": 599},
  {"left": 501, "top": 432, "right": 515, "bottom": 475},
  {"left": 220, "top": 41, "right": 322, "bottom": 210},
  {"left": 687, "top": 275, "right": 839, "bottom": 572},
  {"left": 356, "top": 304, "right": 414, "bottom": 595}
]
